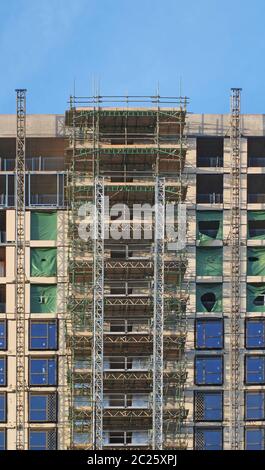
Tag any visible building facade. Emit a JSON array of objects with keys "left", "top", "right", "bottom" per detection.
[{"left": 0, "top": 93, "right": 265, "bottom": 450}]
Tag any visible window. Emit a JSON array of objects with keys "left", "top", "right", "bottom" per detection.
[
  {"left": 245, "top": 392, "right": 265, "bottom": 421},
  {"left": 195, "top": 392, "right": 223, "bottom": 421},
  {"left": 0, "top": 321, "right": 6, "bottom": 350},
  {"left": 245, "top": 356, "right": 265, "bottom": 384},
  {"left": 29, "top": 429, "right": 57, "bottom": 450},
  {"left": 196, "top": 320, "right": 223, "bottom": 349},
  {"left": 0, "top": 358, "right": 6, "bottom": 387},
  {"left": 0, "top": 393, "right": 6, "bottom": 422},
  {"left": 195, "top": 428, "right": 223, "bottom": 450},
  {"left": 29, "top": 321, "right": 57, "bottom": 350},
  {"left": 29, "top": 357, "right": 57, "bottom": 386},
  {"left": 195, "top": 356, "right": 223, "bottom": 385},
  {"left": 0, "top": 430, "right": 5, "bottom": 450},
  {"left": 245, "top": 428, "right": 265, "bottom": 450},
  {"left": 246, "top": 320, "right": 265, "bottom": 349},
  {"left": 29, "top": 393, "right": 57, "bottom": 422}
]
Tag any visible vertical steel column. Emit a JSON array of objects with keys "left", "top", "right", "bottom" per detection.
[
  {"left": 230, "top": 87, "right": 242, "bottom": 450},
  {"left": 153, "top": 177, "right": 165, "bottom": 450},
  {"left": 15, "top": 89, "right": 27, "bottom": 450},
  {"left": 92, "top": 176, "right": 104, "bottom": 449}
]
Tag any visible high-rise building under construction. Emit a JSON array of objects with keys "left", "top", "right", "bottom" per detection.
[{"left": 0, "top": 89, "right": 264, "bottom": 450}]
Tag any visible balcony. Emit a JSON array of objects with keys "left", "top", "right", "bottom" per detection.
[
  {"left": 0, "top": 173, "right": 65, "bottom": 208},
  {"left": 197, "top": 156, "right": 223, "bottom": 167},
  {"left": 197, "top": 174, "right": 223, "bottom": 204},
  {"left": 248, "top": 156, "right": 265, "bottom": 167},
  {"left": 26, "top": 174, "right": 65, "bottom": 207},
  {"left": 105, "top": 281, "right": 151, "bottom": 297},
  {"left": 103, "top": 431, "right": 150, "bottom": 447},
  {"left": 104, "top": 319, "right": 151, "bottom": 334},
  {"left": 103, "top": 356, "right": 151, "bottom": 371},
  {"left": 0, "top": 212, "right": 6, "bottom": 244},
  {"left": 196, "top": 193, "right": 223, "bottom": 204},
  {"left": 248, "top": 138, "right": 265, "bottom": 167},
  {"left": 0, "top": 285, "right": 5, "bottom": 313},
  {"left": 248, "top": 175, "right": 265, "bottom": 204},
  {"left": 104, "top": 393, "right": 150, "bottom": 409},
  {"left": 197, "top": 137, "right": 223, "bottom": 167}
]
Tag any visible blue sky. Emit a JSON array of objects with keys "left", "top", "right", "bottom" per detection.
[{"left": 0, "top": 0, "right": 264, "bottom": 114}]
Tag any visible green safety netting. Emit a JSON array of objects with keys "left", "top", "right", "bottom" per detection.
[
  {"left": 248, "top": 211, "right": 265, "bottom": 240},
  {"left": 30, "top": 248, "right": 57, "bottom": 277},
  {"left": 196, "top": 283, "right": 222, "bottom": 312},
  {"left": 196, "top": 247, "right": 223, "bottom": 276},
  {"left": 247, "top": 247, "right": 265, "bottom": 276},
  {"left": 247, "top": 283, "right": 265, "bottom": 312},
  {"left": 30, "top": 284, "right": 57, "bottom": 313},
  {"left": 197, "top": 211, "right": 223, "bottom": 245},
  {"left": 31, "top": 211, "right": 57, "bottom": 240}
]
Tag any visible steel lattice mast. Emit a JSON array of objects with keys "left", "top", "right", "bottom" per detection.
[
  {"left": 92, "top": 176, "right": 105, "bottom": 448},
  {"left": 229, "top": 87, "right": 242, "bottom": 450},
  {"left": 153, "top": 177, "right": 165, "bottom": 449},
  {"left": 15, "top": 89, "right": 27, "bottom": 450}
]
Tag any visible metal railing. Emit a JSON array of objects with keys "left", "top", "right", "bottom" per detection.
[
  {"left": 103, "top": 356, "right": 152, "bottom": 371},
  {"left": 197, "top": 193, "right": 223, "bottom": 204},
  {"left": 248, "top": 194, "right": 265, "bottom": 203},
  {"left": 248, "top": 156, "right": 265, "bottom": 167},
  {"left": 197, "top": 156, "right": 223, "bottom": 167},
  {"left": 103, "top": 393, "right": 150, "bottom": 409},
  {"left": 103, "top": 431, "right": 151, "bottom": 447}
]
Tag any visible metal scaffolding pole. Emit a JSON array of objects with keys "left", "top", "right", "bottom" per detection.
[
  {"left": 153, "top": 177, "right": 165, "bottom": 450},
  {"left": 229, "top": 87, "right": 242, "bottom": 450},
  {"left": 92, "top": 177, "right": 104, "bottom": 449},
  {"left": 15, "top": 88, "right": 27, "bottom": 450}
]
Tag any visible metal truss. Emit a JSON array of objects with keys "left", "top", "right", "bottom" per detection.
[
  {"left": 230, "top": 88, "right": 242, "bottom": 450},
  {"left": 15, "top": 89, "right": 27, "bottom": 450},
  {"left": 153, "top": 177, "right": 165, "bottom": 450},
  {"left": 92, "top": 177, "right": 105, "bottom": 449}
]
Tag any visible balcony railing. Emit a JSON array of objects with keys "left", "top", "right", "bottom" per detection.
[
  {"left": 105, "top": 281, "right": 152, "bottom": 297},
  {"left": 248, "top": 157, "right": 265, "bottom": 167},
  {"left": 104, "top": 356, "right": 151, "bottom": 371},
  {"left": 104, "top": 320, "right": 151, "bottom": 334},
  {"left": 0, "top": 195, "right": 14, "bottom": 207},
  {"left": 197, "top": 156, "right": 223, "bottom": 167},
  {"left": 29, "top": 193, "right": 64, "bottom": 207},
  {"left": 103, "top": 394, "right": 150, "bottom": 409},
  {"left": 0, "top": 232, "right": 6, "bottom": 244},
  {"left": 0, "top": 157, "right": 64, "bottom": 172},
  {"left": 0, "top": 303, "right": 5, "bottom": 313},
  {"left": 103, "top": 431, "right": 150, "bottom": 447},
  {"left": 248, "top": 194, "right": 265, "bottom": 203},
  {"left": 197, "top": 193, "right": 223, "bottom": 204}
]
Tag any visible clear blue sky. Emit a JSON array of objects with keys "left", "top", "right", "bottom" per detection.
[{"left": 0, "top": 0, "right": 264, "bottom": 114}]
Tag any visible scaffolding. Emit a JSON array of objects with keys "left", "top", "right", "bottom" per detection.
[
  {"left": 15, "top": 89, "right": 27, "bottom": 450},
  {"left": 65, "top": 95, "right": 189, "bottom": 450},
  {"left": 229, "top": 88, "right": 242, "bottom": 450}
]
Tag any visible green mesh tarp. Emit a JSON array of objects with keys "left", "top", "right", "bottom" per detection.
[
  {"left": 247, "top": 248, "right": 265, "bottom": 276},
  {"left": 31, "top": 212, "right": 57, "bottom": 240},
  {"left": 197, "top": 211, "right": 223, "bottom": 245},
  {"left": 30, "top": 284, "right": 57, "bottom": 313},
  {"left": 196, "top": 247, "right": 223, "bottom": 276},
  {"left": 196, "top": 283, "right": 222, "bottom": 312},
  {"left": 30, "top": 248, "right": 57, "bottom": 277},
  {"left": 247, "top": 283, "right": 265, "bottom": 312},
  {"left": 248, "top": 211, "right": 265, "bottom": 240}
]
